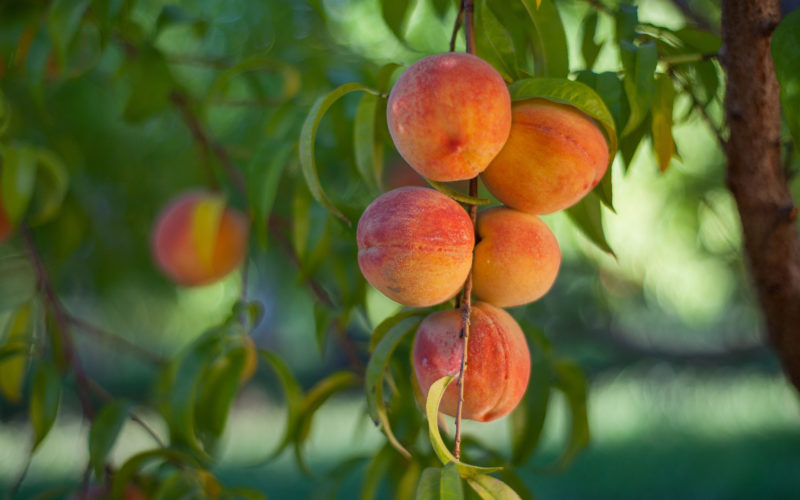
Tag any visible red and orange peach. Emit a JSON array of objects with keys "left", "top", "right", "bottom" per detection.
[{"left": 387, "top": 53, "right": 511, "bottom": 182}]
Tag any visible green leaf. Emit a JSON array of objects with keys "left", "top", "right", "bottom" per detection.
[
  {"left": 354, "top": 92, "right": 381, "bottom": 192},
  {"left": 1, "top": 145, "right": 38, "bottom": 224},
  {"left": 256, "top": 349, "right": 304, "bottom": 462},
  {"left": 0, "top": 304, "right": 33, "bottom": 403},
  {"left": 369, "top": 309, "right": 427, "bottom": 352},
  {"left": 620, "top": 41, "right": 658, "bottom": 136},
  {"left": 509, "top": 78, "right": 618, "bottom": 166},
  {"left": 48, "top": 0, "right": 92, "bottom": 65},
  {"left": 575, "top": 71, "right": 629, "bottom": 139},
  {"left": 416, "top": 467, "right": 441, "bottom": 500},
  {"left": 0, "top": 90, "right": 11, "bottom": 137},
  {"left": 581, "top": 11, "right": 602, "bottom": 70},
  {"left": 123, "top": 45, "right": 176, "bottom": 123},
  {"left": 565, "top": 191, "right": 614, "bottom": 256},
  {"left": 431, "top": 0, "right": 454, "bottom": 19},
  {"left": 441, "top": 462, "right": 464, "bottom": 500},
  {"left": 365, "top": 320, "right": 421, "bottom": 459},
  {"left": 772, "top": 9, "right": 800, "bottom": 148},
  {"left": 693, "top": 60, "right": 720, "bottom": 106},
  {"left": 546, "top": 360, "right": 590, "bottom": 471},
  {"left": 207, "top": 53, "right": 300, "bottom": 104},
  {"left": 155, "top": 5, "right": 208, "bottom": 38},
  {"left": 615, "top": 4, "right": 638, "bottom": 44},
  {"left": 651, "top": 74, "right": 676, "bottom": 172},
  {"left": 28, "top": 149, "right": 69, "bottom": 226},
  {"left": 89, "top": 400, "right": 131, "bottom": 478},
  {"left": 510, "top": 354, "right": 550, "bottom": 465},
  {"left": 475, "top": 0, "right": 518, "bottom": 82},
  {"left": 292, "top": 182, "right": 311, "bottom": 262},
  {"left": 673, "top": 27, "right": 721, "bottom": 54},
  {"left": 299, "top": 83, "right": 379, "bottom": 225},
  {"left": 425, "top": 376, "right": 502, "bottom": 478},
  {"left": 30, "top": 362, "right": 61, "bottom": 451},
  {"left": 111, "top": 448, "right": 201, "bottom": 499},
  {"left": 466, "top": 474, "right": 523, "bottom": 500},
  {"left": 381, "top": 0, "right": 412, "bottom": 40},
  {"left": 520, "top": 0, "right": 569, "bottom": 78},
  {"left": 361, "top": 443, "right": 395, "bottom": 500},
  {"left": 194, "top": 343, "right": 248, "bottom": 448},
  {"left": 426, "top": 179, "right": 492, "bottom": 206},
  {"left": 247, "top": 141, "right": 291, "bottom": 248}
]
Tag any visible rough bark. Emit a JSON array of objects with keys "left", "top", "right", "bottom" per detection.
[{"left": 721, "top": 0, "right": 800, "bottom": 392}]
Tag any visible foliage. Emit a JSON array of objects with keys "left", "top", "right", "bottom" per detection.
[{"left": 0, "top": 0, "right": 798, "bottom": 499}]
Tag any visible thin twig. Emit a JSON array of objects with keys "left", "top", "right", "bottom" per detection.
[
  {"left": 453, "top": 177, "right": 478, "bottom": 461},
  {"left": 170, "top": 90, "right": 248, "bottom": 198},
  {"left": 463, "top": 0, "right": 476, "bottom": 55},
  {"left": 65, "top": 314, "right": 165, "bottom": 365},
  {"left": 668, "top": 68, "right": 727, "bottom": 148},
  {"left": 22, "top": 226, "right": 95, "bottom": 420},
  {"left": 85, "top": 378, "right": 166, "bottom": 448}
]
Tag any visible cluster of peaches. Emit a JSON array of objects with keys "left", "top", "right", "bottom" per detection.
[{"left": 357, "top": 53, "right": 609, "bottom": 422}]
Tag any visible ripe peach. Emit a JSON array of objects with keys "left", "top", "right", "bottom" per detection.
[
  {"left": 152, "top": 191, "right": 249, "bottom": 287},
  {"left": 0, "top": 193, "right": 12, "bottom": 244},
  {"left": 387, "top": 53, "right": 511, "bottom": 182},
  {"left": 472, "top": 207, "right": 560, "bottom": 308},
  {"left": 412, "top": 302, "right": 530, "bottom": 422},
  {"left": 357, "top": 187, "right": 474, "bottom": 307},
  {"left": 481, "top": 98, "right": 609, "bottom": 214}
]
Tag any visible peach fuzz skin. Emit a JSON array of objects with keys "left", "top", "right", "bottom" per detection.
[
  {"left": 387, "top": 53, "right": 511, "bottom": 182},
  {"left": 152, "top": 191, "right": 249, "bottom": 287},
  {"left": 481, "top": 98, "right": 609, "bottom": 214},
  {"left": 357, "top": 187, "right": 474, "bottom": 307},
  {"left": 412, "top": 302, "right": 531, "bottom": 422},
  {"left": 472, "top": 207, "right": 561, "bottom": 308}
]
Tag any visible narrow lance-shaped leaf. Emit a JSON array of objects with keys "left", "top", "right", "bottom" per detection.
[
  {"left": 426, "top": 179, "right": 492, "bottom": 206},
  {"left": 0, "top": 145, "right": 38, "bottom": 223},
  {"left": 475, "top": 0, "right": 518, "bottom": 82},
  {"left": 510, "top": 354, "right": 551, "bottom": 465},
  {"left": 543, "top": 360, "right": 590, "bottom": 471},
  {"left": 111, "top": 448, "right": 201, "bottom": 499},
  {"left": 246, "top": 140, "right": 292, "bottom": 248},
  {"left": 299, "top": 83, "right": 380, "bottom": 225},
  {"left": 615, "top": 4, "right": 638, "bottom": 44},
  {"left": 416, "top": 467, "right": 441, "bottom": 500},
  {"left": 620, "top": 41, "right": 658, "bottom": 136},
  {"left": 194, "top": 342, "right": 248, "bottom": 448},
  {"left": 425, "top": 376, "right": 502, "bottom": 478},
  {"left": 565, "top": 191, "right": 615, "bottom": 256},
  {"left": 28, "top": 149, "right": 69, "bottom": 226},
  {"left": 366, "top": 319, "right": 422, "bottom": 458},
  {"left": 361, "top": 444, "right": 395, "bottom": 500},
  {"left": 519, "top": 0, "right": 569, "bottom": 78},
  {"left": 441, "top": 462, "right": 464, "bottom": 500},
  {"left": 0, "top": 304, "right": 33, "bottom": 403},
  {"left": 771, "top": 9, "right": 800, "bottom": 148},
  {"left": 651, "top": 74, "right": 676, "bottom": 172},
  {"left": 369, "top": 309, "right": 427, "bottom": 352},
  {"left": 48, "top": 0, "right": 92, "bottom": 65},
  {"left": 354, "top": 92, "right": 381, "bottom": 192},
  {"left": 30, "top": 362, "right": 62, "bottom": 451},
  {"left": 466, "top": 474, "right": 523, "bottom": 500},
  {"left": 254, "top": 349, "right": 304, "bottom": 463},
  {"left": 89, "top": 400, "right": 131, "bottom": 478},
  {"left": 581, "top": 11, "right": 602, "bottom": 71}
]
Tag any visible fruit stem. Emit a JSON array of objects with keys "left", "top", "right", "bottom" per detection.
[{"left": 453, "top": 176, "right": 479, "bottom": 461}]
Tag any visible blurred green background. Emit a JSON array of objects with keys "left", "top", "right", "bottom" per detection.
[{"left": 1, "top": 0, "right": 799, "bottom": 498}]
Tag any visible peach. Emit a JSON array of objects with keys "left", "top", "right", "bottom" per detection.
[
  {"left": 412, "top": 302, "right": 530, "bottom": 422},
  {"left": 0, "top": 192, "right": 12, "bottom": 244},
  {"left": 472, "top": 207, "right": 560, "bottom": 308},
  {"left": 357, "top": 187, "right": 474, "bottom": 307},
  {"left": 387, "top": 53, "right": 511, "bottom": 182},
  {"left": 152, "top": 191, "right": 249, "bottom": 287},
  {"left": 481, "top": 98, "right": 609, "bottom": 214}
]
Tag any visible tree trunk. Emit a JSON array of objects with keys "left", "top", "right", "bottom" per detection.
[{"left": 721, "top": 0, "right": 800, "bottom": 392}]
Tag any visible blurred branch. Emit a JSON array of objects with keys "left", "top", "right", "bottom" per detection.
[
  {"left": 668, "top": 67, "right": 727, "bottom": 148},
  {"left": 22, "top": 226, "right": 95, "bottom": 420},
  {"left": 85, "top": 379, "right": 166, "bottom": 449},
  {"left": 670, "top": 0, "right": 717, "bottom": 33},
  {"left": 449, "top": 1, "right": 464, "bottom": 52},
  {"left": 65, "top": 314, "right": 166, "bottom": 365}
]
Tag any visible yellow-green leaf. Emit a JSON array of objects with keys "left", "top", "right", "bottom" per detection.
[
  {"left": 0, "top": 304, "right": 33, "bottom": 403},
  {"left": 466, "top": 474, "right": 523, "bottom": 500},
  {"left": 30, "top": 362, "right": 62, "bottom": 451},
  {"left": 652, "top": 74, "right": 676, "bottom": 172}
]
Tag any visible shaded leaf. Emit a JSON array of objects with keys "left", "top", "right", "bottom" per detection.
[
  {"left": 441, "top": 462, "right": 464, "bottom": 500},
  {"left": 299, "top": 83, "right": 379, "bottom": 225},
  {"left": 772, "top": 10, "right": 800, "bottom": 147},
  {"left": 366, "top": 320, "right": 421, "bottom": 458},
  {"left": 30, "top": 362, "right": 61, "bottom": 451},
  {"left": 194, "top": 343, "right": 248, "bottom": 448},
  {"left": 89, "top": 400, "right": 131, "bottom": 478},
  {"left": 256, "top": 349, "right": 304, "bottom": 462},
  {"left": 615, "top": 4, "right": 638, "bottom": 44},
  {"left": 28, "top": 149, "right": 69, "bottom": 226},
  {"left": 369, "top": 309, "right": 427, "bottom": 352},
  {"left": 111, "top": 448, "right": 201, "bottom": 499},
  {"left": 246, "top": 139, "right": 292, "bottom": 248},
  {"left": 207, "top": 53, "right": 300, "bottom": 104},
  {"left": 546, "top": 360, "right": 590, "bottom": 471},
  {"left": 565, "top": 191, "right": 614, "bottom": 256},
  {"left": 520, "top": 0, "right": 569, "bottom": 78},
  {"left": 0, "top": 145, "right": 38, "bottom": 223},
  {"left": 651, "top": 74, "right": 676, "bottom": 172},
  {"left": 48, "top": 0, "right": 92, "bottom": 65},
  {"left": 382, "top": 0, "right": 412, "bottom": 41},
  {"left": 0, "top": 304, "right": 33, "bottom": 403},
  {"left": 361, "top": 443, "right": 395, "bottom": 500},
  {"left": 581, "top": 11, "right": 602, "bottom": 70},
  {"left": 155, "top": 5, "right": 208, "bottom": 38},
  {"left": 354, "top": 92, "right": 381, "bottom": 192},
  {"left": 620, "top": 41, "right": 658, "bottom": 136},
  {"left": 416, "top": 467, "right": 440, "bottom": 500},
  {"left": 431, "top": 0, "right": 454, "bottom": 19},
  {"left": 674, "top": 26, "right": 721, "bottom": 54},
  {"left": 475, "top": 0, "right": 517, "bottom": 82},
  {"left": 466, "top": 474, "right": 522, "bottom": 500},
  {"left": 123, "top": 45, "right": 176, "bottom": 123},
  {"left": 510, "top": 354, "right": 550, "bottom": 465}
]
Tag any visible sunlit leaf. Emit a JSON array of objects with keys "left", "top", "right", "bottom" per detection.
[
  {"left": 772, "top": 10, "right": 800, "bottom": 147},
  {"left": 425, "top": 376, "right": 502, "bottom": 478},
  {"left": 0, "top": 304, "right": 33, "bottom": 403},
  {"left": 1, "top": 145, "right": 38, "bottom": 223},
  {"left": 475, "top": 0, "right": 518, "bottom": 82},
  {"left": 520, "top": 0, "right": 569, "bottom": 78},
  {"left": 416, "top": 467, "right": 440, "bottom": 500},
  {"left": 30, "top": 362, "right": 61, "bottom": 451},
  {"left": 299, "top": 83, "right": 379, "bottom": 225},
  {"left": 466, "top": 474, "right": 522, "bottom": 500},
  {"left": 354, "top": 92, "right": 381, "bottom": 192},
  {"left": 48, "top": 0, "right": 91, "bottom": 65},
  {"left": 620, "top": 41, "right": 658, "bottom": 136},
  {"left": 651, "top": 74, "right": 676, "bottom": 172},
  {"left": 441, "top": 462, "right": 464, "bottom": 500},
  {"left": 365, "top": 320, "right": 421, "bottom": 458},
  {"left": 673, "top": 26, "right": 721, "bottom": 55},
  {"left": 89, "top": 400, "right": 131, "bottom": 478},
  {"left": 565, "top": 191, "right": 614, "bottom": 256}
]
